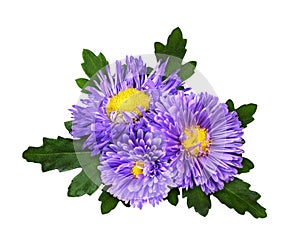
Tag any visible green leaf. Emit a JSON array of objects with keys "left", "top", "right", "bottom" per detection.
[
  {"left": 155, "top": 27, "right": 187, "bottom": 60},
  {"left": 165, "top": 59, "right": 182, "bottom": 77},
  {"left": 79, "top": 153, "right": 101, "bottom": 186},
  {"left": 236, "top": 103, "right": 257, "bottom": 128},
  {"left": 22, "top": 137, "right": 101, "bottom": 187},
  {"left": 68, "top": 170, "right": 99, "bottom": 197},
  {"left": 23, "top": 137, "right": 81, "bottom": 172},
  {"left": 238, "top": 157, "right": 255, "bottom": 174},
  {"left": 182, "top": 186, "right": 211, "bottom": 216},
  {"left": 226, "top": 99, "right": 235, "bottom": 112},
  {"left": 214, "top": 178, "right": 267, "bottom": 218},
  {"left": 98, "top": 52, "right": 109, "bottom": 68},
  {"left": 166, "top": 188, "right": 180, "bottom": 206},
  {"left": 155, "top": 27, "right": 197, "bottom": 80},
  {"left": 146, "top": 66, "right": 153, "bottom": 75},
  {"left": 225, "top": 100, "right": 257, "bottom": 127},
  {"left": 99, "top": 190, "right": 119, "bottom": 214},
  {"left": 64, "top": 121, "right": 72, "bottom": 133},
  {"left": 154, "top": 42, "right": 165, "bottom": 56},
  {"left": 75, "top": 78, "right": 88, "bottom": 89},
  {"left": 178, "top": 61, "right": 197, "bottom": 81},
  {"left": 81, "top": 49, "right": 109, "bottom": 78}
]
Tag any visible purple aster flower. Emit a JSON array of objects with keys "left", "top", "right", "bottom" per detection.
[
  {"left": 148, "top": 92, "right": 244, "bottom": 194},
  {"left": 70, "top": 56, "right": 183, "bottom": 155},
  {"left": 99, "top": 122, "right": 176, "bottom": 209}
]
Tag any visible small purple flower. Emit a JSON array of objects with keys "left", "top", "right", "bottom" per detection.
[
  {"left": 99, "top": 122, "right": 175, "bottom": 209},
  {"left": 70, "top": 56, "right": 183, "bottom": 155},
  {"left": 148, "top": 92, "right": 244, "bottom": 194}
]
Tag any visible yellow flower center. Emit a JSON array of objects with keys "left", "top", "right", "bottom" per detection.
[
  {"left": 182, "top": 126, "right": 211, "bottom": 156},
  {"left": 131, "top": 161, "right": 144, "bottom": 178},
  {"left": 106, "top": 88, "right": 150, "bottom": 116}
]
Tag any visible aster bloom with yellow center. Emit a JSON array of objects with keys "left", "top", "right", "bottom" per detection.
[
  {"left": 148, "top": 92, "right": 244, "bottom": 194},
  {"left": 99, "top": 122, "right": 176, "bottom": 209},
  {"left": 70, "top": 56, "right": 184, "bottom": 155}
]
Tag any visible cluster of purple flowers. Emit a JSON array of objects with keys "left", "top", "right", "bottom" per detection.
[{"left": 71, "top": 56, "right": 244, "bottom": 209}]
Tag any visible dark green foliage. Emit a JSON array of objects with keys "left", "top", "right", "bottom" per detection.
[
  {"left": 155, "top": 27, "right": 197, "bottom": 80},
  {"left": 99, "top": 191, "right": 119, "bottom": 214},
  {"left": 214, "top": 178, "right": 267, "bottom": 218},
  {"left": 75, "top": 78, "right": 89, "bottom": 89},
  {"left": 68, "top": 170, "right": 99, "bottom": 197},
  {"left": 64, "top": 121, "right": 72, "bottom": 132},
  {"left": 166, "top": 188, "right": 180, "bottom": 206},
  {"left": 238, "top": 158, "right": 255, "bottom": 174},
  {"left": 22, "top": 137, "right": 101, "bottom": 187},
  {"left": 182, "top": 186, "right": 211, "bottom": 216},
  {"left": 22, "top": 137, "right": 82, "bottom": 172},
  {"left": 226, "top": 99, "right": 235, "bottom": 112},
  {"left": 236, "top": 103, "right": 257, "bottom": 128},
  {"left": 81, "top": 49, "right": 109, "bottom": 78}
]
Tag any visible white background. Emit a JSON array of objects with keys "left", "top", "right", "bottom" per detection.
[{"left": 1, "top": 0, "right": 299, "bottom": 251}]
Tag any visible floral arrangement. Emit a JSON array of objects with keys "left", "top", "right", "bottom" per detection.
[{"left": 22, "top": 28, "right": 266, "bottom": 218}]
